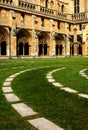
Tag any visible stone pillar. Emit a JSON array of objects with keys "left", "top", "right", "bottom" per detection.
[
  {"left": 8, "top": 27, "right": 12, "bottom": 59},
  {"left": 64, "top": 35, "right": 70, "bottom": 57},
  {"left": 74, "top": 43, "right": 78, "bottom": 56},
  {"left": 49, "top": 32, "right": 55, "bottom": 56},
  {"left": 66, "top": 36, "right": 70, "bottom": 56},
  {"left": 11, "top": 36, "right": 17, "bottom": 57}
]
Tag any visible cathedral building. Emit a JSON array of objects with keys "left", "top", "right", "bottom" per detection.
[{"left": 0, "top": 0, "right": 88, "bottom": 58}]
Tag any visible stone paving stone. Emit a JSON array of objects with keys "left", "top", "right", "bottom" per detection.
[
  {"left": 48, "top": 79, "right": 55, "bottom": 83},
  {"left": 28, "top": 117, "right": 64, "bottom": 130},
  {"left": 78, "top": 93, "right": 88, "bottom": 99},
  {"left": 46, "top": 75, "right": 53, "bottom": 79},
  {"left": 3, "top": 81, "right": 11, "bottom": 86},
  {"left": 52, "top": 82, "right": 63, "bottom": 87},
  {"left": 4, "top": 93, "right": 20, "bottom": 102},
  {"left": 2, "top": 87, "right": 13, "bottom": 93},
  {"left": 81, "top": 74, "right": 87, "bottom": 77},
  {"left": 47, "top": 73, "right": 52, "bottom": 76},
  {"left": 12, "top": 103, "right": 37, "bottom": 117},
  {"left": 5, "top": 77, "right": 14, "bottom": 82},
  {"left": 61, "top": 87, "right": 78, "bottom": 93}
]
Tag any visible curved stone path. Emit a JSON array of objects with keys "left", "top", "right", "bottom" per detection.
[
  {"left": 46, "top": 68, "right": 88, "bottom": 99},
  {"left": 2, "top": 67, "right": 64, "bottom": 130},
  {"left": 0, "top": 66, "right": 24, "bottom": 72},
  {"left": 79, "top": 68, "right": 88, "bottom": 79}
]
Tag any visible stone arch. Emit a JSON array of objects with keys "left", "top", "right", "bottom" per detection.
[
  {"left": 55, "top": 34, "right": 64, "bottom": 56},
  {"left": 0, "top": 26, "right": 8, "bottom": 56},
  {"left": 77, "top": 35, "right": 82, "bottom": 55},
  {"left": 17, "top": 29, "right": 30, "bottom": 56},
  {"left": 37, "top": 32, "right": 50, "bottom": 56}
]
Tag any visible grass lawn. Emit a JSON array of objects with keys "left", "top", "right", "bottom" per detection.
[{"left": 0, "top": 57, "right": 88, "bottom": 130}]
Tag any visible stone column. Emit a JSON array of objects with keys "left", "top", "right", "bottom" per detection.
[
  {"left": 49, "top": 32, "right": 55, "bottom": 56},
  {"left": 8, "top": 27, "right": 12, "bottom": 59},
  {"left": 74, "top": 43, "right": 78, "bottom": 56},
  {"left": 66, "top": 36, "right": 70, "bottom": 56},
  {"left": 11, "top": 35, "right": 17, "bottom": 57}
]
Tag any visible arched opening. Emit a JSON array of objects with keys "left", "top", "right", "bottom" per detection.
[
  {"left": 38, "top": 32, "right": 49, "bottom": 56},
  {"left": 56, "top": 44, "right": 59, "bottom": 55},
  {"left": 44, "top": 44, "right": 47, "bottom": 55},
  {"left": 45, "top": 0, "right": 48, "bottom": 8},
  {"left": 24, "top": 43, "right": 29, "bottom": 55},
  {"left": 19, "top": 42, "right": 23, "bottom": 55},
  {"left": 70, "top": 44, "right": 74, "bottom": 55},
  {"left": 55, "top": 34, "right": 64, "bottom": 56},
  {"left": 1, "top": 41, "right": 6, "bottom": 55},
  {"left": 57, "top": 3, "right": 60, "bottom": 11},
  {"left": 39, "top": 44, "right": 43, "bottom": 56},
  {"left": 60, "top": 45, "right": 62, "bottom": 55},
  {"left": 77, "top": 35, "right": 82, "bottom": 55},
  {"left": 61, "top": 4, "right": 64, "bottom": 13},
  {"left": 0, "top": 26, "right": 8, "bottom": 56},
  {"left": 17, "top": 29, "right": 30, "bottom": 57}
]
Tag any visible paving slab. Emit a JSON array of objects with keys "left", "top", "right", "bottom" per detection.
[
  {"left": 47, "top": 73, "right": 52, "bottom": 76},
  {"left": 48, "top": 79, "right": 55, "bottom": 83},
  {"left": 2, "top": 87, "right": 13, "bottom": 93},
  {"left": 3, "top": 81, "right": 11, "bottom": 86},
  {"left": 28, "top": 117, "right": 64, "bottom": 130},
  {"left": 4, "top": 93, "right": 20, "bottom": 102},
  {"left": 46, "top": 76, "right": 53, "bottom": 79},
  {"left": 61, "top": 87, "right": 78, "bottom": 93},
  {"left": 5, "top": 77, "right": 14, "bottom": 82},
  {"left": 52, "top": 82, "right": 63, "bottom": 87},
  {"left": 81, "top": 74, "right": 87, "bottom": 77},
  {"left": 12, "top": 103, "right": 37, "bottom": 117},
  {"left": 78, "top": 93, "right": 88, "bottom": 99}
]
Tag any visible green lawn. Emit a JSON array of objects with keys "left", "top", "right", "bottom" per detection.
[{"left": 0, "top": 57, "right": 88, "bottom": 130}]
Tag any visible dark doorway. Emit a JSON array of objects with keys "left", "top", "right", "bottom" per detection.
[
  {"left": 24, "top": 43, "right": 29, "bottom": 55},
  {"left": 19, "top": 42, "right": 23, "bottom": 55},
  {"left": 39, "top": 44, "right": 43, "bottom": 56},
  {"left": 60, "top": 45, "right": 62, "bottom": 55},
  {"left": 1, "top": 41, "right": 6, "bottom": 55},
  {"left": 78, "top": 44, "right": 82, "bottom": 55},
  {"left": 44, "top": 44, "right": 47, "bottom": 55},
  {"left": 56, "top": 44, "right": 59, "bottom": 55}
]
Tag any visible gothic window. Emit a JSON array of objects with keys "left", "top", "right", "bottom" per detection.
[
  {"left": 41, "top": 17, "right": 44, "bottom": 26},
  {"left": 21, "top": 13, "right": 25, "bottom": 21},
  {"left": 74, "top": 0, "right": 80, "bottom": 13},
  {"left": 61, "top": 5, "right": 64, "bottom": 13},
  {"left": 45, "top": 0, "right": 48, "bottom": 8}
]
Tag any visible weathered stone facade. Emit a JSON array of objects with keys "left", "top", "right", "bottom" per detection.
[{"left": 0, "top": 0, "right": 88, "bottom": 58}]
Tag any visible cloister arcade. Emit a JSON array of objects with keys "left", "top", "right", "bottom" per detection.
[{"left": 0, "top": 26, "right": 84, "bottom": 57}]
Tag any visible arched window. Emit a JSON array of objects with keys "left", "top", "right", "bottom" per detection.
[
  {"left": 45, "top": 0, "right": 48, "bottom": 8},
  {"left": 74, "top": 0, "right": 80, "bottom": 13},
  {"left": 57, "top": 3, "right": 60, "bottom": 11},
  {"left": 61, "top": 5, "right": 64, "bottom": 13}
]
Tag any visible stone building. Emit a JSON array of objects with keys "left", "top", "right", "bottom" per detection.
[{"left": 0, "top": 0, "right": 88, "bottom": 58}]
